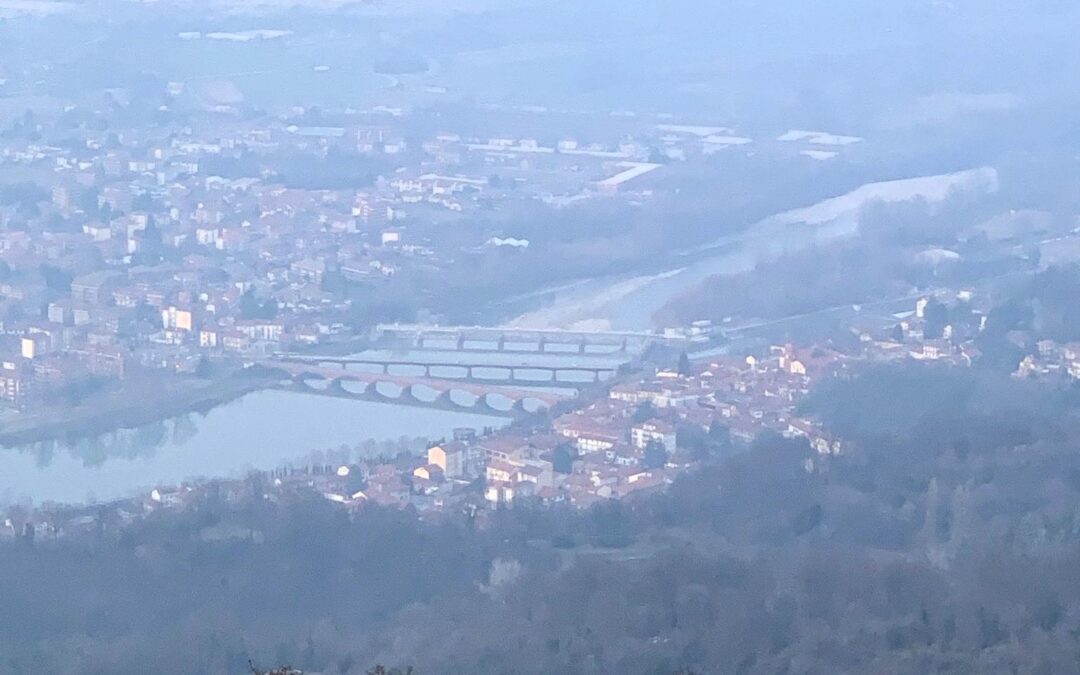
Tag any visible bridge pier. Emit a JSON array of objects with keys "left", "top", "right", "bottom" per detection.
[
  {"left": 473, "top": 394, "right": 501, "bottom": 415},
  {"left": 433, "top": 389, "right": 458, "bottom": 410},
  {"left": 404, "top": 384, "right": 427, "bottom": 406}
]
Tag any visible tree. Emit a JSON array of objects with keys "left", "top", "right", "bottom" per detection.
[
  {"left": 39, "top": 264, "right": 73, "bottom": 293},
  {"left": 923, "top": 300, "right": 949, "bottom": 340},
  {"left": 320, "top": 269, "right": 348, "bottom": 295},
  {"left": 644, "top": 440, "right": 668, "bottom": 469},
  {"left": 708, "top": 421, "right": 731, "bottom": 449},
  {"left": 552, "top": 443, "right": 577, "bottom": 474},
  {"left": 250, "top": 662, "right": 304, "bottom": 675},
  {"left": 677, "top": 351, "right": 692, "bottom": 377},
  {"left": 791, "top": 503, "right": 823, "bottom": 536},
  {"left": 676, "top": 423, "right": 709, "bottom": 455},
  {"left": 345, "top": 470, "right": 368, "bottom": 495},
  {"left": 132, "top": 191, "right": 155, "bottom": 212},
  {"left": 240, "top": 289, "right": 279, "bottom": 320},
  {"left": 632, "top": 401, "right": 657, "bottom": 424}
]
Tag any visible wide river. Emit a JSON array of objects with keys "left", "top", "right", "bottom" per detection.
[
  {"left": 506, "top": 167, "right": 1000, "bottom": 330},
  {"left": 0, "top": 390, "right": 508, "bottom": 505},
  {"left": 0, "top": 343, "right": 629, "bottom": 505}
]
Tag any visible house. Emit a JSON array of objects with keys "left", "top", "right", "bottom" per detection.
[
  {"left": 485, "top": 459, "right": 520, "bottom": 484},
  {"left": 235, "top": 320, "right": 284, "bottom": 343},
  {"left": 552, "top": 415, "right": 621, "bottom": 453},
  {"left": 21, "top": 334, "right": 48, "bottom": 360},
  {"left": 289, "top": 257, "right": 327, "bottom": 284},
  {"left": 428, "top": 441, "right": 468, "bottom": 478},
  {"left": 0, "top": 360, "right": 30, "bottom": 405},
  {"left": 70, "top": 346, "right": 127, "bottom": 378},
  {"left": 413, "top": 464, "right": 444, "bottom": 482},
  {"left": 162, "top": 305, "right": 194, "bottom": 332},
  {"left": 149, "top": 486, "right": 192, "bottom": 508},
  {"left": 475, "top": 436, "right": 530, "bottom": 463},
  {"left": 484, "top": 480, "right": 534, "bottom": 506},
  {"left": 631, "top": 419, "right": 677, "bottom": 452},
  {"left": 516, "top": 459, "right": 554, "bottom": 488},
  {"left": 71, "top": 271, "right": 121, "bottom": 304}
]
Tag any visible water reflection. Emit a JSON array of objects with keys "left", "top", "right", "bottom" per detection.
[{"left": 0, "top": 390, "right": 509, "bottom": 505}]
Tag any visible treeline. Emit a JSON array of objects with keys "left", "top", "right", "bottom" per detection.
[{"left": 969, "top": 263, "right": 1080, "bottom": 371}]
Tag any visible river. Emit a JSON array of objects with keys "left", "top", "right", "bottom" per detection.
[
  {"left": 0, "top": 344, "right": 626, "bottom": 505},
  {"left": 506, "top": 167, "right": 1000, "bottom": 330},
  {"left": 0, "top": 389, "right": 508, "bottom": 505}
]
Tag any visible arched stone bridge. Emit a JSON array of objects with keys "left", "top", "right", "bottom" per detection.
[
  {"left": 271, "top": 354, "right": 618, "bottom": 384},
  {"left": 260, "top": 362, "right": 570, "bottom": 416}
]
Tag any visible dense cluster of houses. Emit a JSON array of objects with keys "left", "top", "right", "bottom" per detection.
[
  {"left": 14, "top": 287, "right": 1080, "bottom": 540},
  {"left": 0, "top": 89, "right": 699, "bottom": 409}
]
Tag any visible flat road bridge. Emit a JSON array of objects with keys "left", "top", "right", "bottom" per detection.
[{"left": 374, "top": 323, "right": 688, "bottom": 353}]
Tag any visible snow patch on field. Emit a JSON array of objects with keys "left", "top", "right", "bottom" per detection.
[
  {"left": 801, "top": 150, "right": 838, "bottom": 161},
  {"left": 0, "top": 0, "right": 69, "bottom": 17},
  {"left": 916, "top": 248, "right": 962, "bottom": 266},
  {"left": 657, "top": 124, "right": 735, "bottom": 137},
  {"left": 180, "top": 30, "right": 292, "bottom": 41},
  {"left": 704, "top": 135, "right": 752, "bottom": 146},
  {"left": 779, "top": 129, "right": 863, "bottom": 146},
  {"left": 770, "top": 167, "right": 999, "bottom": 227}
]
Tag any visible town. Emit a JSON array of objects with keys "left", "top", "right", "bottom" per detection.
[{"left": 10, "top": 279, "right": 1080, "bottom": 542}]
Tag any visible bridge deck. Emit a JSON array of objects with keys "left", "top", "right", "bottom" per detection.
[
  {"left": 377, "top": 323, "right": 660, "bottom": 338},
  {"left": 264, "top": 363, "right": 569, "bottom": 406},
  {"left": 275, "top": 355, "right": 618, "bottom": 373}
]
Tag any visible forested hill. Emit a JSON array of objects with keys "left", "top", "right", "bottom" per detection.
[{"left": 5, "top": 363, "right": 1080, "bottom": 673}]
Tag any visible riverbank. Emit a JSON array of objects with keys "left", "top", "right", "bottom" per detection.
[
  {"left": 499, "top": 167, "right": 999, "bottom": 331},
  {"left": 0, "top": 372, "right": 274, "bottom": 448}
]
